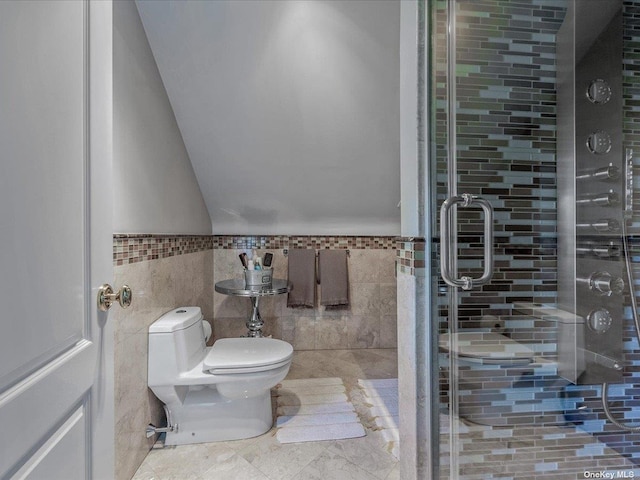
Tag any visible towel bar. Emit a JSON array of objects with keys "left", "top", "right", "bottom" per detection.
[{"left": 282, "top": 248, "right": 350, "bottom": 257}]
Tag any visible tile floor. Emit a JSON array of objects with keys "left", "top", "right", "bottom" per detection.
[
  {"left": 131, "top": 347, "right": 640, "bottom": 480},
  {"left": 132, "top": 349, "right": 399, "bottom": 480}
]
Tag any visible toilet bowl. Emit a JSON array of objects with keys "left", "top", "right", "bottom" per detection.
[
  {"left": 148, "top": 307, "right": 293, "bottom": 445},
  {"left": 440, "top": 331, "right": 535, "bottom": 426}
]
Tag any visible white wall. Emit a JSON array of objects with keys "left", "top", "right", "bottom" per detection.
[
  {"left": 136, "top": 0, "right": 400, "bottom": 235},
  {"left": 400, "top": 0, "right": 421, "bottom": 237},
  {"left": 113, "top": 0, "right": 211, "bottom": 235}
]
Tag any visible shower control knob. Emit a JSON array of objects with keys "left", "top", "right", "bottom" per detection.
[
  {"left": 587, "top": 309, "right": 613, "bottom": 333},
  {"left": 589, "top": 272, "right": 625, "bottom": 296}
]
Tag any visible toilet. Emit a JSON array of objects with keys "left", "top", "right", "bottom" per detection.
[
  {"left": 148, "top": 307, "right": 293, "bottom": 445},
  {"left": 439, "top": 331, "right": 535, "bottom": 426}
]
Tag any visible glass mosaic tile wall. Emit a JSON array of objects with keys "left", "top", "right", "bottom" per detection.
[
  {"left": 434, "top": 0, "right": 562, "bottom": 341},
  {"left": 431, "top": 0, "right": 640, "bottom": 477}
]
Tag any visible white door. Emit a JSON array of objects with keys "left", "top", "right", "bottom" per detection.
[{"left": 0, "top": 1, "right": 113, "bottom": 479}]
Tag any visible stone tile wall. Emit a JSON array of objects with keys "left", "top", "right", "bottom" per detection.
[
  {"left": 212, "top": 240, "right": 398, "bottom": 350},
  {"left": 111, "top": 238, "right": 213, "bottom": 480},
  {"left": 396, "top": 238, "right": 431, "bottom": 480},
  {"left": 112, "top": 234, "right": 398, "bottom": 479}
]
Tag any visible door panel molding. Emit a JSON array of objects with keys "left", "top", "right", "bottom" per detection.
[
  {"left": 12, "top": 405, "right": 88, "bottom": 480},
  {"left": 0, "top": 341, "right": 93, "bottom": 478}
]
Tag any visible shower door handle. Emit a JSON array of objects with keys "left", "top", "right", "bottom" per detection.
[{"left": 440, "top": 193, "right": 494, "bottom": 290}]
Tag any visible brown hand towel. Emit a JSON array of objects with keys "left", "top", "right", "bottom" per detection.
[
  {"left": 318, "top": 250, "right": 349, "bottom": 307},
  {"left": 287, "top": 249, "right": 316, "bottom": 308}
]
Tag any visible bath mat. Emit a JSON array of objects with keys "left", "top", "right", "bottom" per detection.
[
  {"left": 358, "top": 378, "right": 400, "bottom": 459},
  {"left": 275, "top": 377, "right": 366, "bottom": 444},
  {"left": 358, "top": 378, "right": 473, "bottom": 458}
]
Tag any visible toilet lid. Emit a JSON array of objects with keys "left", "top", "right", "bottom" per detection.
[
  {"left": 203, "top": 338, "right": 293, "bottom": 374},
  {"left": 439, "top": 332, "right": 534, "bottom": 361}
]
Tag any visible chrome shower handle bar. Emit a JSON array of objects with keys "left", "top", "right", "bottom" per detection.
[{"left": 440, "top": 193, "right": 494, "bottom": 290}]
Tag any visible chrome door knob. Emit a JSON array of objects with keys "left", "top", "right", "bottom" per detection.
[{"left": 97, "top": 284, "right": 133, "bottom": 311}]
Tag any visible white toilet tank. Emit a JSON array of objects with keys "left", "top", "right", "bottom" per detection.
[{"left": 149, "top": 307, "right": 206, "bottom": 386}]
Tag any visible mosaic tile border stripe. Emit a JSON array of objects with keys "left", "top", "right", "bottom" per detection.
[
  {"left": 114, "top": 234, "right": 398, "bottom": 265},
  {"left": 113, "top": 234, "right": 214, "bottom": 266},
  {"left": 211, "top": 235, "right": 397, "bottom": 250},
  {"left": 396, "top": 238, "right": 426, "bottom": 276}
]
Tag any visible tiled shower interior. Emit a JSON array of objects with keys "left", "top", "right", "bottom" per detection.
[{"left": 433, "top": 0, "right": 640, "bottom": 477}]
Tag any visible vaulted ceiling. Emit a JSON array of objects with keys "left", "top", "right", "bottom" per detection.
[{"left": 136, "top": 0, "right": 401, "bottom": 235}]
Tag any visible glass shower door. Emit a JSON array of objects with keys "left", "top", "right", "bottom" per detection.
[{"left": 430, "top": 0, "right": 640, "bottom": 478}]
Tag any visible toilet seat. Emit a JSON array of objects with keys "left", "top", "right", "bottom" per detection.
[
  {"left": 440, "top": 332, "right": 534, "bottom": 366},
  {"left": 204, "top": 338, "right": 293, "bottom": 375}
]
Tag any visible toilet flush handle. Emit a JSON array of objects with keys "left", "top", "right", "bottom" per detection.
[{"left": 97, "top": 284, "right": 133, "bottom": 311}]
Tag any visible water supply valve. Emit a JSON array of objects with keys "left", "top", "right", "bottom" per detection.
[{"left": 578, "top": 271, "right": 625, "bottom": 296}]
